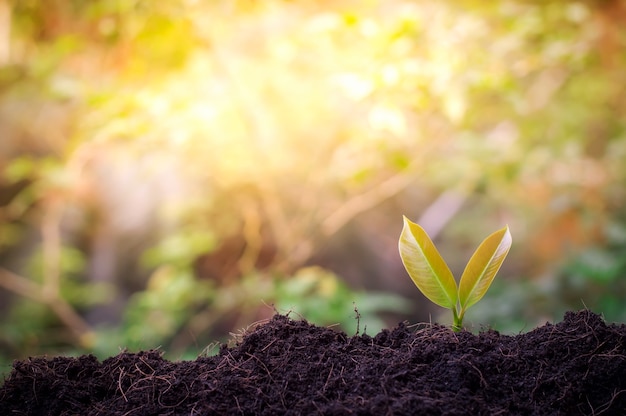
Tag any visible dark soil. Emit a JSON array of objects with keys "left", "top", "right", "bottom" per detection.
[{"left": 1, "top": 310, "right": 625, "bottom": 415}]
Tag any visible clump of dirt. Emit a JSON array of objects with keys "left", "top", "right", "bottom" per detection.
[{"left": 1, "top": 310, "right": 625, "bottom": 415}]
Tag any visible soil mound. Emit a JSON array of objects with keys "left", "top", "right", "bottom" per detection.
[{"left": 1, "top": 310, "right": 625, "bottom": 415}]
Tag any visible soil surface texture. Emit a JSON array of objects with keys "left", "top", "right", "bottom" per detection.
[{"left": 1, "top": 310, "right": 625, "bottom": 415}]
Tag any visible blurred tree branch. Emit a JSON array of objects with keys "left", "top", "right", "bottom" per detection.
[
  {"left": 322, "top": 170, "right": 417, "bottom": 238},
  {"left": 0, "top": 266, "right": 94, "bottom": 347}
]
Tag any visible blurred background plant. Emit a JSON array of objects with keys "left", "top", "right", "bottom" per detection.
[{"left": 1, "top": 0, "right": 626, "bottom": 372}]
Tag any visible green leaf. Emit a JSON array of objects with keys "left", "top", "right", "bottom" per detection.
[
  {"left": 458, "top": 225, "right": 512, "bottom": 311},
  {"left": 398, "top": 216, "right": 458, "bottom": 309}
]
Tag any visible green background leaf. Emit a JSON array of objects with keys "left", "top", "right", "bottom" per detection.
[{"left": 399, "top": 216, "right": 458, "bottom": 309}]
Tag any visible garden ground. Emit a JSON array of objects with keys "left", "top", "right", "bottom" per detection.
[{"left": 1, "top": 310, "right": 625, "bottom": 415}]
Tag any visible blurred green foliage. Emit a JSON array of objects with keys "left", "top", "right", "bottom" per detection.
[{"left": 1, "top": 0, "right": 626, "bottom": 373}]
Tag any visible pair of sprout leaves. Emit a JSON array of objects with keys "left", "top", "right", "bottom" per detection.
[{"left": 399, "top": 216, "right": 512, "bottom": 332}]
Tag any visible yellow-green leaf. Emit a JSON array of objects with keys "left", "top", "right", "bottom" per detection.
[
  {"left": 458, "top": 225, "right": 512, "bottom": 311},
  {"left": 398, "top": 216, "right": 457, "bottom": 309}
]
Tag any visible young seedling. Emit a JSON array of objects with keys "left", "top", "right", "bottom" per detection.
[{"left": 398, "top": 216, "right": 512, "bottom": 331}]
